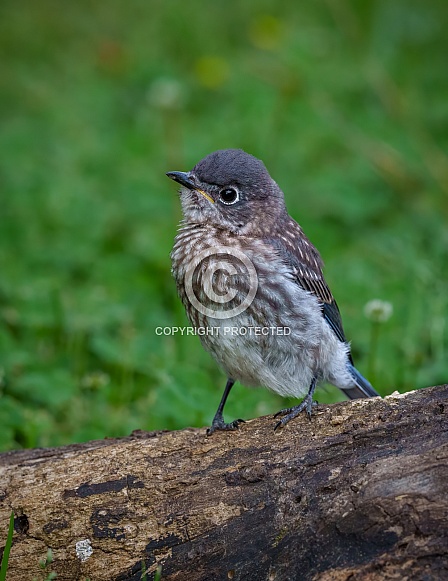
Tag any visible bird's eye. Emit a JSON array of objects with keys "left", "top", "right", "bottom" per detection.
[{"left": 219, "top": 187, "right": 239, "bottom": 205}]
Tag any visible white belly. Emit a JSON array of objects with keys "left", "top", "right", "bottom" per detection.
[{"left": 198, "top": 283, "right": 354, "bottom": 398}]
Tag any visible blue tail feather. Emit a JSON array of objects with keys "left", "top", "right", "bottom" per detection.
[{"left": 344, "top": 364, "right": 379, "bottom": 399}]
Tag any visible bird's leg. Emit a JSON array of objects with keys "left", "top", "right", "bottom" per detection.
[
  {"left": 274, "top": 376, "right": 318, "bottom": 431},
  {"left": 207, "top": 378, "right": 245, "bottom": 436}
]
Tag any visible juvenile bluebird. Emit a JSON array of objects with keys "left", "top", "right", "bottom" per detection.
[{"left": 167, "top": 149, "right": 379, "bottom": 435}]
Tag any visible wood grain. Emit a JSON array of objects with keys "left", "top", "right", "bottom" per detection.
[{"left": 1, "top": 386, "right": 447, "bottom": 580}]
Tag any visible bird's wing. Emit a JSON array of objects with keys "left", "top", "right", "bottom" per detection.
[{"left": 267, "top": 229, "right": 350, "bottom": 348}]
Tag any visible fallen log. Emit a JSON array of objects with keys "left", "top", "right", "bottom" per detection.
[{"left": 1, "top": 385, "right": 447, "bottom": 581}]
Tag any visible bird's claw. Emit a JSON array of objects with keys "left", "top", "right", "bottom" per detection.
[
  {"left": 274, "top": 398, "right": 317, "bottom": 431},
  {"left": 206, "top": 417, "right": 245, "bottom": 436}
]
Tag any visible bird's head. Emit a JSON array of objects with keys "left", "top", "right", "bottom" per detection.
[{"left": 167, "top": 149, "right": 287, "bottom": 235}]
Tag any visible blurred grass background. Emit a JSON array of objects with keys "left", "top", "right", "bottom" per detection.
[{"left": 0, "top": 0, "right": 447, "bottom": 451}]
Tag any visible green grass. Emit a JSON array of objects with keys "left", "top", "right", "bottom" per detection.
[
  {"left": 35, "top": 549, "right": 57, "bottom": 581},
  {"left": 0, "top": 0, "right": 447, "bottom": 451},
  {"left": 0, "top": 512, "right": 14, "bottom": 581}
]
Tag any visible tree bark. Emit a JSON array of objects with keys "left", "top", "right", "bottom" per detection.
[{"left": 1, "top": 385, "right": 447, "bottom": 581}]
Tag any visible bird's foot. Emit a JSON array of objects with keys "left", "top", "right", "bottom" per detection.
[
  {"left": 206, "top": 414, "right": 245, "bottom": 436},
  {"left": 274, "top": 396, "right": 318, "bottom": 431}
]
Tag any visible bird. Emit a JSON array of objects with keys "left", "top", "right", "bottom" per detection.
[{"left": 167, "top": 149, "right": 379, "bottom": 435}]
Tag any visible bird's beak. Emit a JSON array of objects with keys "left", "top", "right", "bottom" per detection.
[{"left": 166, "top": 171, "right": 215, "bottom": 204}]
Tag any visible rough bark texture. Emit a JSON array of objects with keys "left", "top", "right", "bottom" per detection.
[{"left": 1, "top": 385, "right": 447, "bottom": 581}]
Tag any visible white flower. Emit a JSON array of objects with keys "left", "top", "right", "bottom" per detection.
[
  {"left": 147, "top": 78, "right": 184, "bottom": 110},
  {"left": 364, "top": 299, "right": 393, "bottom": 323}
]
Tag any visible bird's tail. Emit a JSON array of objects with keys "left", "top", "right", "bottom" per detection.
[{"left": 344, "top": 364, "right": 379, "bottom": 399}]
